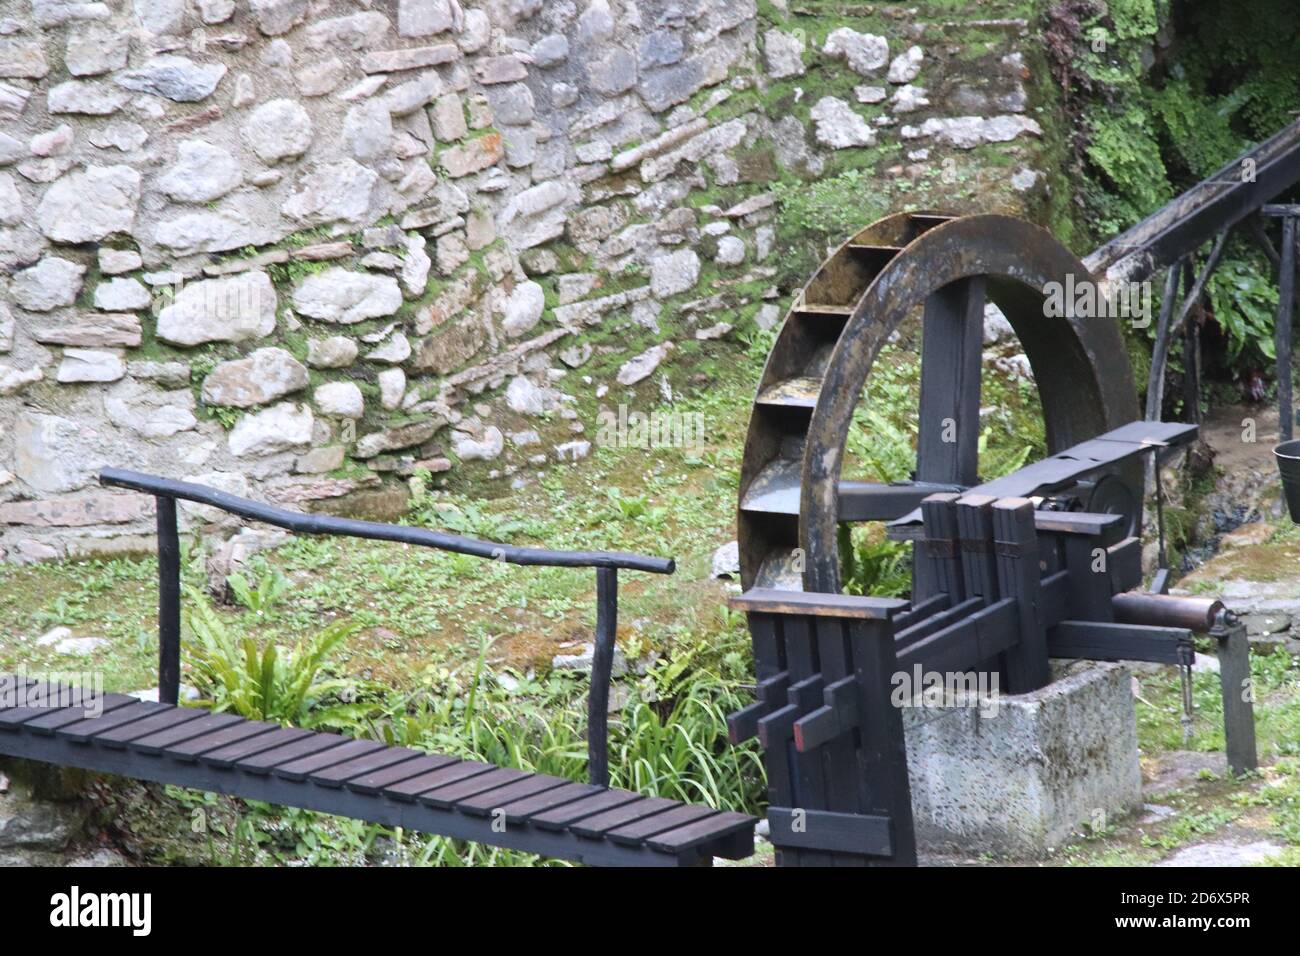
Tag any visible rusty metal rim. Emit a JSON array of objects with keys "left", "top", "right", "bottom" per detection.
[{"left": 798, "top": 214, "right": 1140, "bottom": 593}]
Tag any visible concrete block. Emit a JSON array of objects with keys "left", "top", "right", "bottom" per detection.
[{"left": 903, "top": 661, "right": 1141, "bottom": 858}]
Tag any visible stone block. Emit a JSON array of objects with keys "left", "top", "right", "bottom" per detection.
[{"left": 904, "top": 662, "right": 1142, "bottom": 858}]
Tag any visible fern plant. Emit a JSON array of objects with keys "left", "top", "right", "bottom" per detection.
[{"left": 184, "top": 590, "right": 360, "bottom": 727}]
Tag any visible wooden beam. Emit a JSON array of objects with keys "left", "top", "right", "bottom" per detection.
[
  {"left": 729, "top": 589, "right": 908, "bottom": 621},
  {"left": 1047, "top": 620, "right": 1193, "bottom": 664}
]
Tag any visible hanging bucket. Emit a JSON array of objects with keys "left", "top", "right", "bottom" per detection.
[{"left": 1274, "top": 439, "right": 1300, "bottom": 522}]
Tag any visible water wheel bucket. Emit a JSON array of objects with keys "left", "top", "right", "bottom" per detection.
[{"left": 1274, "top": 439, "right": 1300, "bottom": 522}]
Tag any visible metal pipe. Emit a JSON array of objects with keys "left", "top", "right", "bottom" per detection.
[
  {"left": 1112, "top": 591, "right": 1225, "bottom": 633},
  {"left": 588, "top": 567, "right": 618, "bottom": 788},
  {"left": 100, "top": 467, "right": 674, "bottom": 575},
  {"left": 155, "top": 495, "right": 181, "bottom": 706}
]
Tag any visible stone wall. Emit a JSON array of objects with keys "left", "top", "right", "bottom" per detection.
[{"left": 0, "top": 0, "right": 1051, "bottom": 561}]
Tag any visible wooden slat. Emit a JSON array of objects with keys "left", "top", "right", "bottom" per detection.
[
  {"left": 237, "top": 733, "right": 350, "bottom": 774},
  {"left": 384, "top": 759, "right": 497, "bottom": 802},
  {"left": 129, "top": 712, "right": 244, "bottom": 755},
  {"left": 419, "top": 767, "right": 530, "bottom": 809},
  {"left": 21, "top": 694, "right": 138, "bottom": 734},
  {"left": 606, "top": 804, "right": 718, "bottom": 846},
  {"left": 197, "top": 726, "right": 313, "bottom": 767},
  {"left": 729, "top": 588, "right": 907, "bottom": 621},
  {"left": 90, "top": 706, "right": 210, "bottom": 748},
  {"left": 55, "top": 702, "right": 168, "bottom": 741},
  {"left": 646, "top": 810, "right": 756, "bottom": 853},
  {"left": 310, "top": 748, "right": 440, "bottom": 788},
  {"left": 529, "top": 789, "right": 643, "bottom": 831},
  {"left": 497, "top": 782, "right": 602, "bottom": 824},
  {"left": 341, "top": 753, "right": 457, "bottom": 793},
  {"left": 273, "top": 738, "right": 385, "bottom": 781},
  {"left": 0, "top": 682, "right": 82, "bottom": 729},
  {"left": 166, "top": 719, "right": 282, "bottom": 760},
  {"left": 455, "top": 775, "right": 572, "bottom": 817},
  {"left": 569, "top": 796, "right": 679, "bottom": 838}
]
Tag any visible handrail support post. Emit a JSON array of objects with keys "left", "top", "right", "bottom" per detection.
[
  {"left": 588, "top": 566, "right": 618, "bottom": 788},
  {"left": 156, "top": 495, "right": 181, "bottom": 707}
]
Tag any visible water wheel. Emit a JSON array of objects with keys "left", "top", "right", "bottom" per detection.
[{"left": 737, "top": 212, "right": 1142, "bottom": 595}]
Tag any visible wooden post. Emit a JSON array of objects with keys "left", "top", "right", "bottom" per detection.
[
  {"left": 992, "top": 498, "right": 1050, "bottom": 693},
  {"left": 155, "top": 495, "right": 181, "bottom": 707},
  {"left": 1181, "top": 259, "right": 1201, "bottom": 424},
  {"left": 916, "top": 277, "right": 985, "bottom": 487},
  {"left": 1278, "top": 215, "right": 1296, "bottom": 442},
  {"left": 587, "top": 567, "right": 618, "bottom": 788},
  {"left": 920, "top": 493, "right": 964, "bottom": 602},
  {"left": 848, "top": 615, "right": 916, "bottom": 866},
  {"left": 1212, "top": 612, "right": 1258, "bottom": 776}
]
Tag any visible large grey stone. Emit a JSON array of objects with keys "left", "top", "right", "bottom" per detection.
[
  {"left": 616, "top": 342, "right": 672, "bottom": 385},
  {"left": 306, "top": 336, "right": 358, "bottom": 369},
  {"left": 313, "top": 381, "right": 364, "bottom": 418},
  {"left": 197, "top": 0, "right": 236, "bottom": 24},
  {"left": 0, "top": 363, "right": 43, "bottom": 396},
  {"left": 201, "top": 347, "right": 308, "bottom": 408},
  {"left": 13, "top": 411, "right": 97, "bottom": 494},
  {"left": 249, "top": 0, "right": 308, "bottom": 35},
  {"left": 153, "top": 209, "right": 277, "bottom": 255},
  {"left": 34, "top": 312, "right": 141, "bottom": 347},
  {"left": 400, "top": 234, "right": 431, "bottom": 297},
  {"left": 354, "top": 418, "right": 444, "bottom": 458},
  {"left": 92, "top": 277, "right": 151, "bottom": 311},
  {"left": 0, "top": 81, "right": 30, "bottom": 118},
  {"left": 398, "top": 0, "right": 454, "bottom": 37},
  {"left": 47, "top": 79, "right": 128, "bottom": 114},
  {"left": 888, "top": 44, "right": 924, "bottom": 84},
  {"left": 0, "top": 39, "right": 49, "bottom": 79},
  {"left": 589, "top": 48, "right": 637, "bottom": 96},
  {"left": 763, "top": 29, "right": 805, "bottom": 78},
  {"left": 156, "top": 271, "right": 278, "bottom": 346},
  {"left": 281, "top": 159, "right": 379, "bottom": 227},
  {"left": 305, "top": 11, "right": 392, "bottom": 50},
  {"left": 905, "top": 662, "right": 1142, "bottom": 858},
  {"left": 114, "top": 56, "right": 227, "bottom": 102},
  {"left": 649, "top": 248, "right": 699, "bottom": 298},
  {"left": 56, "top": 348, "right": 124, "bottom": 383},
  {"left": 241, "top": 98, "right": 314, "bottom": 163},
  {"left": 502, "top": 280, "right": 545, "bottom": 337},
  {"left": 157, "top": 140, "right": 242, "bottom": 202},
  {"left": 292, "top": 268, "right": 402, "bottom": 324},
  {"left": 132, "top": 0, "right": 185, "bottom": 34},
  {"left": 531, "top": 33, "right": 569, "bottom": 68},
  {"left": 12, "top": 256, "right": 85, "bottom": 311},
  {"left": 344, "top": 99, "right": 393, "bottom": 162},
  {"left": 105, "top": 380, "right": 197, "bottom": 438},
  {"left": 451, "top": 425, "right": 503, "bottom": 461},
  {"left": 486, "top": 82, "right": 534, "bottom": 126},
  {"left": 822, "top": 28, "right": 888, "bottom": 75},
  {"left": 378, "top": 367, "right": 405, "bottom": 409},
  {"left": 228, "top": 402, "right": 314, "bottom": 457},
  {"left": 810, "top": 96, "right": 876, "bottom": 149},
  {"left": 35, "top": 164, "right": 139, "bottom": 242},
  {"left": 32, "top": 1, "right": 112, "bottom": 28}
]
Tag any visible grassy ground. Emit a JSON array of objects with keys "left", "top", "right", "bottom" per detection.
[{"left": 4, "top": 328, "right": 1296, "bottom": 866}]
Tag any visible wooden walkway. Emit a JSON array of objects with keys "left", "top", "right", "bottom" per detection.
[{"left": 0, "top": 678, "right": 755, "bottom": 867}]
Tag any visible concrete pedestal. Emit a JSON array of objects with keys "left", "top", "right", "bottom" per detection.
[{"left": 902, "top": 661, "right": 1142, "bottom": 859}]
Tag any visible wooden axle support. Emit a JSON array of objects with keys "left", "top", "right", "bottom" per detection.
[{"left": 727, "top": 493, "right": 1256, "bottom": 865}]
